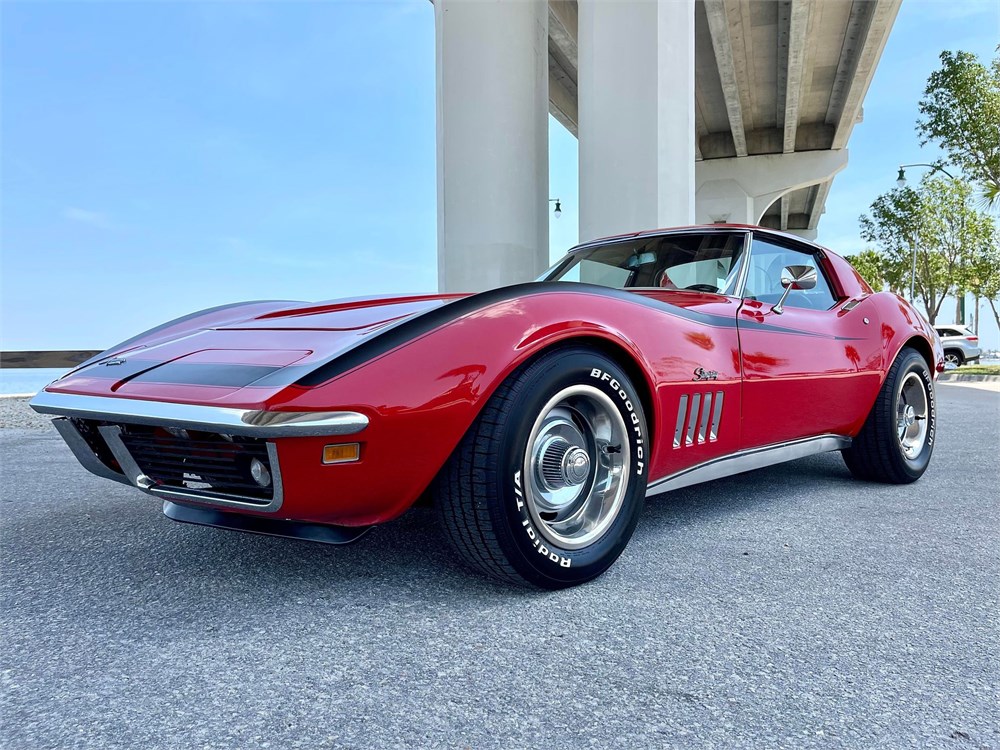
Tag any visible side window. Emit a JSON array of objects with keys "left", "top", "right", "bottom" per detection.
[
  {"left": 574, "top": 260, "right": 633, "bottom": 287},
  {"left": 743, "top": 238, "right": 837, "bottom": 310},
  {"left": 655, "top": 232, "right": 747, "bottom": 295},
  {"left": 937, "top": 328, "right": 959, "bottom": 338}
]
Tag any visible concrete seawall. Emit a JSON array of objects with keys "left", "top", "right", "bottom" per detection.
[{"left": 0, "top": 351, "right": 101, "bottom": 369}]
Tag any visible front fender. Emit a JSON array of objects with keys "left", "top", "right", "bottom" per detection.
[{"left": 270, "top": 286, "right": 741, "bottom": 526}]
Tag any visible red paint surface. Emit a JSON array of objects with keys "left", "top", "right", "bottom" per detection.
[{"left": 43, "top": 227, "right": 942, "bottom": 527}]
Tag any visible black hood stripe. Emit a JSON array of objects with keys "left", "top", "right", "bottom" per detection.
[{"left": 63, "top": 360, "right": 298, "bottom": 389}]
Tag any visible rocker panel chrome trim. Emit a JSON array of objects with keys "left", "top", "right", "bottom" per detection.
[
  {"left": 98, "top": 425, "right": 285, "bottom": 513},
  {"left": 52, "top": 418, "right": 131, "bottom": 485},
  {"left": 646, "top": 434, "right": 852, "bottom": 496},
  {"left": 30, "top": 391, "right": 368, "bottom": 438}
]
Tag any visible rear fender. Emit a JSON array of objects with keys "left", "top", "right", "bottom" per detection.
[{"left": 873, "top": 293, "right": 944, "bottom": 378}]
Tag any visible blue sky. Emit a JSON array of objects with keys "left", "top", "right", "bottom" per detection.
[{"left": 1, "top": 0, "right": 997, "bottom": 350}]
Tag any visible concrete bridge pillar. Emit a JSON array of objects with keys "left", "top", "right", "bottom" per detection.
[
  {"left": 577, "top": 0, "right": 696, "bottom": 243},
  {"left": 434, "top": 0, "right": 549, "bottom": 293},
  {"left": 694, "top": 150, "right": 849, "bottom": 227}
]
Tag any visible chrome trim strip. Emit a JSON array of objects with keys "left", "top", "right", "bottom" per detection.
[
  {"left": 98, "top": 425, "right": 147, "bottom": 486},
  {"left": 673, "top": 395, "right": 688, "bottom": 448},
  {"left": 30, "top": 391, "right": 368, "bottom": 438},
  {"left": 710, "top": 391, "right": 724, "bottom": 441},
  {"left": 731, "top": 230, "right": 754, "bottom": 299},
  {"left": 264, "top": 443, "right": 284, "bottom": 510},
  {"left": 52, "top": 418, "right": 131, "bottom": 485},
  {"left": 697, "top": 393, "right": 712, "bottom": 444},
  {"left": 646, "top": 434, "right": 852, "bottom": 496},
  {"left": 98, "top": 425, "right": 285, "bottom": 513},
  {"left": 685, "top": 394, "right": 701, "bottom": 446}
]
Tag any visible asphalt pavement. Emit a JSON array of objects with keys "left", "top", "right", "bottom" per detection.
[{"left": 1, "top": 385, "right": 998, "bottom": 750}]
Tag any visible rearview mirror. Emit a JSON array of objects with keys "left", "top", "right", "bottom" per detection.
[
  {"left": 772, "top": 265, "right": 817, "bottom": 315},
  {"left": 625, "top": 251, "right": 657, "bottom": 269}
]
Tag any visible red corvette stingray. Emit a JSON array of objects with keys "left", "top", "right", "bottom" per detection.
[{"left": 32, "top": 225, "right": 943, "bottom": 588}]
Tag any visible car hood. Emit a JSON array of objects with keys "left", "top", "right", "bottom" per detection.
[
  {"left": 214, "top": 294, "right": 465, "bottom": 331},
  {"left": 40, "top": 284, "right": 727, "bottom": 408},
  {"left": 44, "top": 293, "right": 468, "bottom": 406}
]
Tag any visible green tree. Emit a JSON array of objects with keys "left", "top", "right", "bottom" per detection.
[
  {"left": 846, "top": 249, "right": 888, "bottom": 291},
  {"left": 926, "top": 177, "right": 998, "bottom": 325},
  {"left": 859, "top": 184, "right": 928, "bottom": 305},
  {"left": 917, "top": 49, "right": 1000, "bottom": 205},
  {"left": 962, "top": 235, "right": 1000, "bottom": 333},
  {"left": 860, "top": 176, "right": 995, "bottom": 324}
]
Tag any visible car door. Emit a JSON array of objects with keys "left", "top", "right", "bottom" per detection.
[
  {"left": 736, "top": 234, "right": 881, "bottom": 449},
  {"left": 630, "top": 230, "right": 749, "bottom": 480}
]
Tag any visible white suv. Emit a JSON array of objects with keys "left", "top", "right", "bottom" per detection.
[{"left": 934, "top": 324, "right": 981, "bottom": 367}]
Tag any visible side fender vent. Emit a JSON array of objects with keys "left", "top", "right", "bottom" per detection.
[{"left": 673, "top": 391, "right": 724, "bottom": 448}]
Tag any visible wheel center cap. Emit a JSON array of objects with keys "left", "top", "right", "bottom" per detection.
[
  {"left": 563, "top": 447, "right": 591, "bottom": 485},
  {"left": 903, "top": 405, "right": 916, "bottom": 426}
]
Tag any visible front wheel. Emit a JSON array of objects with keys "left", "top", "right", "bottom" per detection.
[
  {"left": 842, "top": 347, "right": 936, "bottom": 483},
  {"left": 435, "top": 347, "right": 649, "bottom": 589}
]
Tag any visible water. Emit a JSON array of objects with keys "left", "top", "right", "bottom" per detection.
[
  {"left": 0, "top": 369, "right": 69, "bottom": 396},
  {"left": 2, "top": 356, "right": 996, "bottom": 397}
]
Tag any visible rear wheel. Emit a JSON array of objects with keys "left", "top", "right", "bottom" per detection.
[
  {"left": 842, "top": 347, "right": 935, "bottom": 483},
  {"left": 943, "top": 349, "right": 964, "bottom": 367},
  {"left": 435, "top": 347, "right": 648, "bottom": 588}
]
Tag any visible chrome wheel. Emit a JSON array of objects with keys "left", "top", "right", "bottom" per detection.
[
  {"left": 896, "top": 372, "right": 929, "bottom": 460},
  {"left": 523, "top": 385, "right": 630, "bottom": 550},
  {"left": 944, "top": 352, "right": 962, "bottom": 367}
]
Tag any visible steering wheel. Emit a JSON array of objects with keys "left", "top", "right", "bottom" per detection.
[{"left": 683, "top": 283, "right": 719, "bottom": 293}]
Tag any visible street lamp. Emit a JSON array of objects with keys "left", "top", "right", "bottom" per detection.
[
  {"left": 892, "top": 163, "right": 956, "bottom": 301},
  {"left": 549, "top": 198, "right": 562, "bottom": 218},
  {"left": 895, "top": 162, "right": 955, "bottom": 188}
]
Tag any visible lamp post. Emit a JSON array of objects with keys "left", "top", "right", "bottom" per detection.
[
  {"left": 895, "top": 163, "right": 955, "bottom": 188},
  {"left": 893, "top": 163, "right": 956, "bottom": 301}
]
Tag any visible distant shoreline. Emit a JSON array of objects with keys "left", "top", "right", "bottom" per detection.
[{"left": 0, "top": 350, "right": 101, "bottom": 369}]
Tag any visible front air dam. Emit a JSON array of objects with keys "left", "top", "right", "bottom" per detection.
[{"left": 162, "top": 501, "right": 373, "bottom": 544}]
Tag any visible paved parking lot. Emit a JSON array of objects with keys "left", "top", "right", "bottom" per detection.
[{"left": 1, "top": 385, "right": 998, "bottom": 750}]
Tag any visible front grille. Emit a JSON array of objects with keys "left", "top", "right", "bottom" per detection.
[
  {"left": 71, "top": 418, "right": 122, "bottom": 473},
  {"left": 117, "top": 427, "right": 275, "bottom": 504}
]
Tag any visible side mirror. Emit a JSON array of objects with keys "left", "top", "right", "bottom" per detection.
[{"left": 772, "top": 265, "right": 817, "bottom": 315}]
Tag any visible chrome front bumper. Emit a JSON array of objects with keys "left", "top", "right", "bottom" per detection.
[
  {"left": 30, "top": 390, "right": 369, "bottom": 438},
  {"left": 50, "top": 417, "right": 287, "bottom": 513},
  {"left": 33, "top": 391, "right": 368, "bottom": 514}
]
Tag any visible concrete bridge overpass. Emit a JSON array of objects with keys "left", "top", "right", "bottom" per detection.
[{"left": 434, "top": 0, "right": 901, "bottom": 291}]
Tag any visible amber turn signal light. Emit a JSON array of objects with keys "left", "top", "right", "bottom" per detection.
[{"left": 322, "top": 443, "right": 360, "bottom": 464}]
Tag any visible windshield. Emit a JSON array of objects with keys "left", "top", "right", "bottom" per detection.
[{"left": 540, "top": 232, "right": 747, "bottom": 295}]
